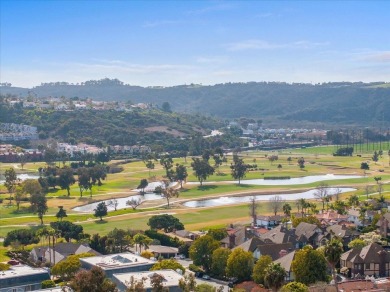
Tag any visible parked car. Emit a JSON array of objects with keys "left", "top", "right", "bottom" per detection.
[
  {"left": 228, "top": 277, "right": 238, "bottom": 288},
  {"left": 202, "top": 275, "right": 210, "bottom": 280}
]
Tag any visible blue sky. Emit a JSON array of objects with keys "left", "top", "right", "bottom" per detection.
[{"left": 1, "top": 0, "right": 389, "bottom": 87}]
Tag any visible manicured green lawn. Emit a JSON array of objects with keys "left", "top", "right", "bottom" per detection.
[{"left": 1, "top": 146, "right": 390, "bottom": 235}]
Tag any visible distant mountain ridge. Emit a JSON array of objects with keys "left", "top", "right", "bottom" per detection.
[{"left": 1, "top": 79, "right": 389, "bottom": 126}]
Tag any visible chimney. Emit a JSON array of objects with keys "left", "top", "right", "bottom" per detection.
[
  {"left": 279, "top": 249, "right": 288, "bottom": 258},
  {"left": 229, "top": 233, "right": 236, "bottom": 249},
  {"left": 378, "top": 250, "right": 387, "bottom": 277}
]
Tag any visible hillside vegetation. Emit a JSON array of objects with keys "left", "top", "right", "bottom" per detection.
[
  {"left": 1, "top": 79, "right": 390, "bottom": 125},
  {"left": 0, "top": 98, "right": 236, "bottom": 151}
]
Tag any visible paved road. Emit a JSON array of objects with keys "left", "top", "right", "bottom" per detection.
[
  {"left": 195, "top": 278, "right": 229, "bottom": 292},
  {"left": 179, "top": 259, "right": 229, "bottom": 291}
]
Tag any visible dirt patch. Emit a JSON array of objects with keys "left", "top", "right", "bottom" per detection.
[{"left": 144, "top": 126, "right": 186, "bottom": 137}]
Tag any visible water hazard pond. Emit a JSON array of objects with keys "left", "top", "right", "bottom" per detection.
[
  {"left": 182, "top": 187, "right": 356, "bottom": 208},
  {"left": 0, "top": 173, "right": 40, "bottom": 184},
  {"left": 73, "top": 174, "right": 361, "bottom": 213},
  {"left": 187, "top": 174, "right": 362, "bottom": 186}
]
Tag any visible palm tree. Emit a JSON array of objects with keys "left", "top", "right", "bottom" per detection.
[
  {"left": 348, "top": 194, "right": 359, "bottom": 207},
  {"left": 298, "top": 198, "right": 307, "bottom": 215},
  {"left": 282, "top": 203, "right": 292, "bottom": 216},
  {"left": 264, "top": 263, "right": 286, "bottom": 292},
  {"left": 324, "top": 238, "right": 343, "bottom": 292}
]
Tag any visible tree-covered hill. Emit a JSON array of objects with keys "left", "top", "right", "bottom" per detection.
[
  {"left": 1, "top": 79, "right": 390, "bottom": 125},
  {"left": 0, "top": 98, "right": 235, "bottom": 152}
]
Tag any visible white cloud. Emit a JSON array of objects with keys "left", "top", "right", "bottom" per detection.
[
  {"left": 225, "top": 39, "right": 329, "bottom": 51},
  {"left": 186, "top": 3, "right": 236, "bottom": 15},
  {"left": 255, "top": 12, "right": 281, "bottom": 19},
  {"left": 71, "top": 60, "right": 195, "bottom": 74},
  {"left": 357, "top": 51, "right": 390, "bottom": 63},
  {"left": 195, "top": 56, "right": 228, "bottom": 64},
  {"left": 142, "top": 20, "right": 182, "bottom": 28}
]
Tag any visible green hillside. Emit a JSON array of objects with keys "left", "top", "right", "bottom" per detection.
[{"left": 1, "top": 79, "right": 390, "bottom": 126}]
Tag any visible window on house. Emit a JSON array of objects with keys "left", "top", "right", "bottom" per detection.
[{"left": 366, "top": 263, "right": 370, "bottom": 269}]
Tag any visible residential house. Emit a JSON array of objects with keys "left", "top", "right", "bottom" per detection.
[
  {"left": 316, "top": 210, "right": 349, "bottom": 225},
  {"left": 233, "top": 237, "right": 265, "bottom": 254},
  {"left": 30, "top": 242, "right": 100, "bottom": 265},
  {"left": 326, "top": 224, "right": 360, "bottom": 248},
  {"left": 113, "top": 270, "right": 183, "bottom": 292},
  {"left": 348, "top": 209, "right": 363, "bottom": 227},
  {"left": 253, "top": 243, "right": 294, "bottom": 261},
  {"left": 294, "top": 222, "right": 323, "bottom": 248},
  {"left": 377, "top": 213, "right": 390, "bottom": 237},
  {"left": 340, "top": 243, "right": 390, "bottom": 277},
  {"left": 80, "top": 252, "right": 155, "bottom": 278},
  {"left": 221, "top": 227, "right": 252, "bottom": 249},
  {"left": 259, "top": 225, "right": 297, "bottom": 246},
  {"left": 256, "top": 215, "right": 283, "bottom": 228},
  {"left": 166, "top": 230, "right": 203, "bottom": 245},
  {"left": 146, "top": 245, "right": 178, "bottom": 259},
  {"left": 0, "top": 264, "right": 50, "bottom": 292},
  {"left": 274, "top": 250, "right": 296, "bottom": 282}
]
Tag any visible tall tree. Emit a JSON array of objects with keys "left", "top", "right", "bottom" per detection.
[
  {"left": 230, "top": 153, "right": 248, "bottom": 184},
  {"left": 324, "top": 239, "right": 344, "bottom": 292},
  {"left": 94, "top": 202, "right": 108, "bottom": 221},
  {"left": 77, "top": 167, "right": 91, "bottom": 197},
  {"left": 269, "top": 195, "right": 285, "bottom": 216},
  {"left": 56, "top": 206, "right": 68, "bottom": 221},
  {"left": 175, "top": 164, "right": 188, "bottom": 189},
  {"left": 313, "top": 183, "right": 329, "bottom": 211},
  {"left": 126, "top": 197, "right": 142, "bottom": 210},
  {"left": 297, "top": 157, "right": 305, "bottom": 169},
  {"left": 372, "top": 151, "right": 379, "bottom": 164},
  {"left": 50, "top": 221, "right": 83, "bottom": 242},
  {"left": 147, "top": 214, "right": 184, "bottom": 232},
  {"left": 68, "top": 266, "right": 118, "bottom": 292},
  {"left": 161, "top": 101, "right": 172, "bottom": 112},
  {"left": 264, "top": 263, "right": 286, "bottom": 292},
  {"left": 211, "top": 248, "right": 231, "bottom": 278},
  {"left": 51, "top": 255, "right": 81, "bottom": 281},
  {"left": 160, "top": 155, "right": 174, "bottom": 181},
  {"left": 191, "top": 157, "right": 215, "bottom": 186},
  {"left": 107, "top": 228, "right": 133, "bottom": 253},
  {"left": 138, "top": 179, "right": 148, "bottom": 194},
  {"left": 30, "top": 193, "right": 48, "bottom": 225},
  {"left": 291, "top": 245, "right": 328, "bottom": 285},
  {"left": 189, "top": 235, "right": 220, "bottom": 273},
  {"left": 226, "top": 248, "right": 254, "bottom": 282},
  {"left": 143, "top": 153, "right": 156, "bottom": 177},
  {"left": 4, "top": 167, "right": 17, "bottom": 204},
  {"left": 90, "top": 165, "right": 107, "bottom": 186},
  {"left": 14, "top": 185, "right": 25, "bottom": 211},
  {"left": 133, "top": 233, "right": 152, "bottom": 253},
  {"left": 161, "top": 180, "right": 179, "bottom": 208},
  {"left": 57, "top": 167, "right": 76, "bottom": 196},
  {"left": 282, "top": 203, "right": 292, "bottom": 216},
  {"left": 253, "top": 255, "right": 273, "bottom": 285},
  {"left": 249, "top": 196, "right": 259, "bottom": 226}
]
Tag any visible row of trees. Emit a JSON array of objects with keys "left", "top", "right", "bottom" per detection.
[
  {"left": 190, "top": 234, "right": 343, "bottom": 291},
  {"left": 38, "top": 164, "right": 107, "bottom": 197}
]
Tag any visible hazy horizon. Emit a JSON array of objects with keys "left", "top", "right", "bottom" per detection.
[{"left": 1, "top": 1, "right": 389, "bottom": 87}]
